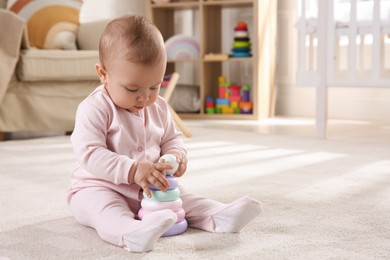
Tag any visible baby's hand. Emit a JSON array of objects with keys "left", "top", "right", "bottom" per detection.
[{"left": 133, "top": 161, "right": 173, "bottom": 198}]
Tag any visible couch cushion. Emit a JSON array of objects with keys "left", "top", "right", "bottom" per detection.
[
  {"left": 17, "top": 49, "right": 99, "bottom": 81},
  {"left": 77, "top": 19, "right": 110, "bottom": 50},
  {"left": 79, "top": 0, "right": 145, "bottom": 23},
  {"left": 7, "top": 0, "right": 81, "bottom": 50}
]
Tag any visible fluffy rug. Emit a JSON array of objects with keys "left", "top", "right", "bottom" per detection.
[{"left": 0, "top": 126, "right": 389, "bottom": 259}]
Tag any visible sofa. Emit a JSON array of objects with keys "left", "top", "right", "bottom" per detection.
[{"left": 0, "top": 0, "right": 143, "bottom": 138}]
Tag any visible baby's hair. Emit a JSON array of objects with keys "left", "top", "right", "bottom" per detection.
[{"left": 99, "top": 14, "right": 165, "bottom": 70}]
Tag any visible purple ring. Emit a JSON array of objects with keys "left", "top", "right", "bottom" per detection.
[
  {"left": 149, "top": 175, "right": 178, "bottom": 190},
  {"left": 162, "top": 219, "right": 188, "bottom": 237}
]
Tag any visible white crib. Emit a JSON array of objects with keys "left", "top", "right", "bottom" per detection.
[{"left": 296, "top": 0, "right": 390, "bottom": 138}]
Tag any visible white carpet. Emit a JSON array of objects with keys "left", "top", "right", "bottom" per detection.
[{"left": 0, "top": 126, "right": 389, "bottom": 259}]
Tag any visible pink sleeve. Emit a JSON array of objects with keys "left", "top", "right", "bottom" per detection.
[{"left": 71, "top": 99, "right": 133, "bottom": 185}]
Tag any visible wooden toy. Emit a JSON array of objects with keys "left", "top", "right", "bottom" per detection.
[
  {"left": 204, "top": 76, "right": 253, "bottom": 115},
  {"left": 230, "top": 21, "right": 252, "bottom": 58}
]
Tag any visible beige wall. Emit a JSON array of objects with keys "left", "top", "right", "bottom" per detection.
[{"left": 275, "top": 0, "right": 390, "bottom": 122}]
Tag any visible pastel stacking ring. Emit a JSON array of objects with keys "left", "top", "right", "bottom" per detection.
[
  {"left": 162, "top": 219, "right": 188, "bottom": 237},
  {"left": 138, "top": 208, "right": 186, "bottom": 223},
  {"left": 143, "top": 188, "right": 180, "bottom": 202},
  {"left": 149, "top": 176, "right": 178, "bottom": 190},
  {"left": 141, "top": 198, "right": 183, "bottom": 211},
  {"left": 160, "top": 154, "right": 179, "bottom": 175}
]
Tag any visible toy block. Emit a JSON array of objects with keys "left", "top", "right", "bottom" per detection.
[
  {"left": 240, "top": 101, "right": 253, "bottom": 114},
  {"left": 206, "top": 108, "right": 215, "bottom": 114},
  {"left": 216, "top": 98, "right": 229, "bottom": 105},
  {"left": 229, "top": 96, "right": 241, "bottom": 102},
  {"left": 231, "top": 101, "right": 239, "bottom": 109}
]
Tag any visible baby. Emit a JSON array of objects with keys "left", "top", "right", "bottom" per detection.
[{"left": 68, "top": 14, "right": 262, "bottom": 253}]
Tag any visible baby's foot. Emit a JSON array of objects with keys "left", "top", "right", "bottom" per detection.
[
  {"left": 212, "top": 196, "right": 262, "bottom": 233},
  {"left": 123, "top": 209, "right": 177, "bottom": 252}
]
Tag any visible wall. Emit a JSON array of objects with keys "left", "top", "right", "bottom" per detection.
[{"left": 275, "top": 0, "right": 390, "bottom": 122}]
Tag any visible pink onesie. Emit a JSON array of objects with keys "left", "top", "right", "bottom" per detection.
[{"left": 68, "top": 86, "right": 228, "bottom": 247}]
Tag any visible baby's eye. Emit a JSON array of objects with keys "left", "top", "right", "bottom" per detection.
[{"left": 125, "top": 87, "right": 138, "bottom": 92}]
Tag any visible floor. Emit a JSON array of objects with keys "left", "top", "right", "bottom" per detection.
[
  {"left": 185, "top": 117, "right": 390, "bottom": 143},
  {"left": 3, "top": 117, "right": 390, "bottom": 144}
]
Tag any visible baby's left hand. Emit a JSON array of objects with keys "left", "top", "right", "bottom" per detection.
[{"left": 168, "top": 152, "right": 187, "bottom": 177}]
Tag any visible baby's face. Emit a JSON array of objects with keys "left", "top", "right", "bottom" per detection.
[{"left": 104, "top": 57, "right": 166, "bottom": 113}]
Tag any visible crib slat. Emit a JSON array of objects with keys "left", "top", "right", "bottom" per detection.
[
  {"left": 348, "top": 0, "right": 357, "bottom": 80},
  {"left": 316, "top": 0, "right": 329, "bottom": 139},
  {"left": 326, "top": 0, "right": 335, "bottom": 88},
  {"left": 372, "top": 0, "right": 381, "bottom": 80},
  {"left": 298, "top": 0, "right": 306, "bottom": 73}
]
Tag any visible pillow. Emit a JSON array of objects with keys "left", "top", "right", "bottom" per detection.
[
  {"left": 7, "top": 0, "right": 81, "bottom": 50},
  {"left": 79, "top": 0, "right": 146, "bottom": 23},
  {"left": 77, "top": 0, "right": 147, "bottom": 50},
  {"left": 77, "top": 19, "right": 111, "bottom": 50}
]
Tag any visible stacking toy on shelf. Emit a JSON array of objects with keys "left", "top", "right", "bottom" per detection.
[
  {"left": 230, "top": 21, "right": 252, "bottom": 58},
  {"left": 138, "top": 154, "right": 187, "bottom": 237}
]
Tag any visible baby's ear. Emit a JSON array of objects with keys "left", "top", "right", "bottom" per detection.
[{"left": 95, "top": 64, "right": 108, "bottom": 84}]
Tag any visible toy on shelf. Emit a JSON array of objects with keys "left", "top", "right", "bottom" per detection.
[
  {"left": 165, "top": 34, "right": 200, "bottom": 60},
  {"left": 138, "top": 154, "right": 187, "bottom": 237},
  {"left": 205, "top": 76, "right": 253, "bottom": 114},
  {"left": 230, "top": 21, "right": 252, "bottom": 58}
]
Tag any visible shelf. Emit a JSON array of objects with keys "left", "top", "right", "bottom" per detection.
[
  {"left": 151, "top": 1, "right": 199, "bottom": 9},
  {"left": 203, "top": 56, "right": 253, "bottom": 62},
  {"left": 167, "top": 59, "right": 201, "bottom": 63},
  {"left": 203, "top": 0, "right": 253, "bottom": 7},
  {"left": 148, "top": 0, "right": 277, "bottom": 120}
]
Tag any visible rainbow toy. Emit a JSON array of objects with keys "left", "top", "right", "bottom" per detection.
[
  {"left": 138, "top": 154, "right": 187, "bottom": 237},
  {"left": 165, "top": 34, "right": 200, "bottom": 60},
  {"left": 8, "top": 0, "right": 81, "bottom": 50}
]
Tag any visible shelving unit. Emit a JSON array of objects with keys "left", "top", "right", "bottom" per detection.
[{"left": 147, "top": 0, "right": 276, "bottom": 120}]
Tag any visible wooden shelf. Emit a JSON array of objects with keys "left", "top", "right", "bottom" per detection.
[
  {"left": 148, "top": 0, "right": 277, "bottom": 120},
  {"left": 151, "top": 2, "right": 199, "bottom": 9},
  {"left": 203, "top": 0, "right": 253, "bottom": 7}
]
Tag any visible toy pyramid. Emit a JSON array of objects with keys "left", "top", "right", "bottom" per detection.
[
  {"left": 230, "top": 21, "right": 252, "bottom": 58},
  {"left": 138, "top": 154, "right": 187, "bottom": 237}
]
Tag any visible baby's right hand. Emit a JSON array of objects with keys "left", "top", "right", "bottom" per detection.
[{"left": 133, "top": 161, "right": 173, "bottom": 198}]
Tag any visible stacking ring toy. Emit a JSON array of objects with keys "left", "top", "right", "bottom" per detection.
[
  {"left": 141, "top": 198, "right": 183, "bottom": 211},
  {"left": 160, "top": 154, "right": 179, "bottom": 175},
  {"left": 149, "top": 175, "right": 178, "bottom": 190},
  {"left": 143, "top": 188, "right": 180, "bottom": 202},
  {"left": 162, "top": 219, "right": 188, "bottom": 237},
  {"left": 138, "top": 208, "right": 185, "bottom": 223}
]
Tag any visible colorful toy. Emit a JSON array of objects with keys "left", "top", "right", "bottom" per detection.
[
  {"left": 165, "top": 34, "right": 200, "bottom": 60},
  {"left": 205, "top": 96, "right": 215, "bottom": 114},
  {"left": 230, "top": 21, "right": 252, "bottom": 58},
  {"left": 242, "top": 85, "right": 250, "bottom": 102},
  {"left": 138, "top": 154, "right": 187, "bottom": 237},
  {"left": 205, "top": 76, "right": 253, "bottom": 114}
]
